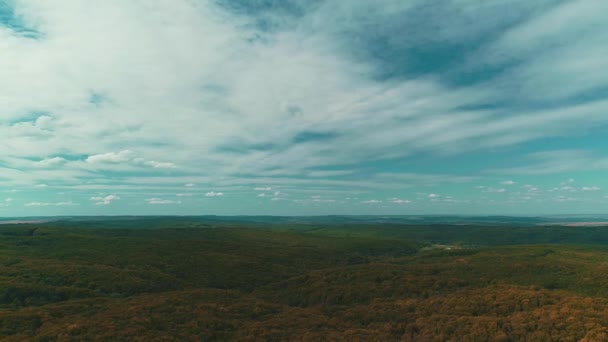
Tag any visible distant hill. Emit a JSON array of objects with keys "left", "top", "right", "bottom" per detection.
[{"left": 5, "top": 214, "right": 608, "bottom": 227}]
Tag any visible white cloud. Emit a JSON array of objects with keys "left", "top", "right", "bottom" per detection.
[
  {"left": 312, "top": 198, "right": 335, "bottom": 203},
  {"left": 25, "top": 201, "right": 78, "bottom": 207},
  {"left": 553, "top": 196, "right": 577, "bottom": 203},
  {"left": 525, "top": 185, "right": 539, "bottom": 193},
  {"left": 484, "top": 187, "right": 506, "bottom": 193},
  {"left": 361, "top": 199, "right": 381, "bottom": 204},
  {"left": 146, "top": 198, "right": 181, "bottom": 205},
  {"left": 36, "top": 157, "right": 67, "bottom": 167},
  {"left": 90, "top": 195, "right": 120, "bottom": 205},
  {"left": 86, "top": 150, "right": 134, "bottom": 164},
  {"left": 134, "top": 159, "right": 177, "bottom": 169},
  {"left": 205, "top": 191, "right": 224, "bottom": 197},
  {"left": 0, "top": 198, "right": 13, "bottom": 207},
  {"left": 502, "top": 180, "right": 515, "bottom": 185},
  {"left": 86, "top": 151, "right": 175, "bottom": 169},
  {"left": 254, "top": 187, "right": 272, "bottom": 191},
  {"left": 489, "top": 151, "right": 606, "bottom": 175},
  {"left": 1, "top": 2, "right": 605, "bottom": 179}
]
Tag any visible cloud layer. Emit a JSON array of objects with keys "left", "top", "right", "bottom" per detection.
[{"left": 1, "top": 0, "right": 607, "bottom": 215}]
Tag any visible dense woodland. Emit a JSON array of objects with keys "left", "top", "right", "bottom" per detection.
[{"left": 2, "top": 218, "right": 608, "bottom": 340}]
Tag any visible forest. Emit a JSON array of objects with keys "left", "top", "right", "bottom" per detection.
[{"left": 2, "top": 217, "right": 608, "bottom": 341}]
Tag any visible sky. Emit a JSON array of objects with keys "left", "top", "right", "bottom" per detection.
[{"left": 1, "top": 0, "right": 608, "bottom": 216}]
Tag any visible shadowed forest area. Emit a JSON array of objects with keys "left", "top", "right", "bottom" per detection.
[{"left": 2, "top": 218, "right": 608, "bottom": 340}]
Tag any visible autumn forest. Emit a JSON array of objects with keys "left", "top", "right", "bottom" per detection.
[{"left": 2, "top": 217, "right": 608, "bottom": 341}]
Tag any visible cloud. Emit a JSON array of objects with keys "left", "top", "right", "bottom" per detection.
[
  {"left": 25, "top": 201, "right": 78, "bottom": 207},
  {"left": 146, "top": 198, "right": 181, "bottom": 205},
  {"left": 3, "top": 2, "right": 606, "bottom": 175},
  {"left": 553, "top": 196, "right": 577, "bottom": 203},
  {"left": 0, "top": 198, "right": 13, "bottom": 207},
  {"left": 487, "top": 150, "right": 608, "bottom": 175},
  {"left": 483, "top": 187, "right": 506, "bottom": 193},
  {"left": 86, "top": 150, "right": 134, "bottom": 164},
  {"left": 134, "top": 159, "right": 177, "bottom": 169},
  {"left": 86, "top": 151, "right": 175, "bottom": 169},
  {"left": 205, "top": 191, "right": 224, "bottom": 197},
  {"left": 36, "top": 157, "right": 67, "bottom": 167},
  {"left": 391, "top": 199, "right": 411, "bottom": 204},
  {"left": 312, "top": 198, "right": 335, "bottom": 203},
  {"left": 90, "top": 195, "right": 120, "bottom": 205},
  {"left": 502, "top": 180, "right": 515, "bottom": 185},
  {"left": 8, "top": 115, "right": 54, "bottom": 138},
  {"left": 361, "top": 199, "right": 381, "bottom": 204},
  {"left": 1, "top": 1, "right": 607, "bottom": 215}
]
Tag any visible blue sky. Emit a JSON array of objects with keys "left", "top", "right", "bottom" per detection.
[{"left": 1, "top": 0, "right": 608, "bottom": 216}]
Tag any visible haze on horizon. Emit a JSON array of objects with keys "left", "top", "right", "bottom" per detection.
[{"left": 1, "top": 0, "right": 607, "bottom": 216}]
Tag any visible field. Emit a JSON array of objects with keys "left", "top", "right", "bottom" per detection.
[{"left": 2, "top": 217, "right": 608, "bottom": 341}]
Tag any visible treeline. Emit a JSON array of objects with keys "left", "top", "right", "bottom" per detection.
[{"left": 292, "top": 223, "right": 608, "bottom": 247}]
